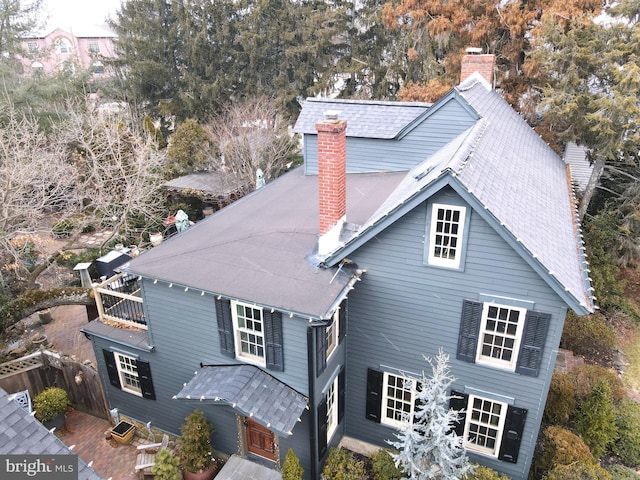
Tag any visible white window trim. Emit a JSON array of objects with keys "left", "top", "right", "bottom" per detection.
[
  {"left": 326, "top": 375, "right": 339, "bottom": 440},
  {"left": 381, "top": 372, "right": 417, "bottom": 429},
  {"left": 231, "top": 300, "right": 266, "bottom": 367},
  {"left": 428, "top": 203, "right": 467, "bottom": 269},
  {"left": 463, "top": 394, "right": 508, "bottom": 458},
  {"left": 326, "top": 307, "right": 340, "bottom": 361},
  {"left": 114, "top": 352, "right": 142, "bottom": 397},
  {"left": 56, "top": 38, "right": 72, "bottom": 54},
  {"left": 476, "top": 302, "right": 526, "bottom": 371}
]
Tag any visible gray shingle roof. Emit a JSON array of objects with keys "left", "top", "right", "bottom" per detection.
[
  {"left": 0, "top": 388, "right": 103, "bottom": 480},
  {"left": 174, "top": 365, "right": 307, "bottom": 437},
  {"left": 126, "top": 169, "right": 406, "bottom": 319},
  {"left": 293, "top": 97, "right": 432, "bottom": 139},
  {"left": 329, "top": 76, "right": 593, "bottom": 313},
  {"left": 564, "top": 143, "right": 593, "bottom": 193}
]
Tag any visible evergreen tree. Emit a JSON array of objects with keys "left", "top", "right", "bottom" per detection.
[
  {"left": 573, "top": 380, "right": 617, "bottom": 458},
  {"left": 533, "top": 0, "right": 640, "bottom": 218},
  {"left": 388, "top": 349, "right": 473, "bottom": 480}
]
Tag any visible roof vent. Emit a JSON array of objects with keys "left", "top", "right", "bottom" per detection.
[{"left": 324, "top": 110, "right": 341, "bottom": 121}]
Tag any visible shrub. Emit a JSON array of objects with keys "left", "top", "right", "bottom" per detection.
[
  {"left": 561, "top": 311, "right": 617, "bottom": 362},
  {"left": 321, "top": 448, "right": 366, "bottom": 480},
  {"left": 371, "top": 449, "right": 403, "bottom": 480},
  {"left": 178, "top": 409, "right": 215, "bottom": 474},
  {"left": 33, "top": 387, "right": 68, "bottom": 422},
  {"left": 51, "top": 219, "right": 75, "bottom": 237},
  {"left": 535, "top": 426, "right": 595, "bottom": 474},
  {"left": 607, "top": 465, "right": 640, "bottom": 479},
  {"left": 544, "top": 462, "right": 612, "bottom": 480},
  {"left": 611, "top": 399, "right": 640, "bottom": 467},
  {"left": 544, "top": 371, "right": 577, "bottom": 425},
  {"left": 569, "top": 365, "right": 627, "bottom": 405},
  {"left": 281, "top": 448, "right": 304, "bottom": 480},
  {"left": 574, "top": 380, "right": 617, "bottom": 458},
  {"left": 463, "top": 464, "right": 510, "bottom": 479},
  {"left": 151, "top": 449, "right": 182, "bottom": 480}
]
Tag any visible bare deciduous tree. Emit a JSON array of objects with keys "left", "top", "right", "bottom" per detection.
[{"left": 207, "top": 96, "right": 299, "bottom": 189}]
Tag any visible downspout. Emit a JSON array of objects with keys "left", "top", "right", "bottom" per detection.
[{"left": 307, "top": 327, "right": 318, "bottom": 480}]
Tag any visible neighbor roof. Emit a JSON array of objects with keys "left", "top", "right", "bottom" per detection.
[
  {"left": 294, "top": 97, "right": 432, "bottom": 139},
  {"left": 0, "top": 388, "right": 103, "bottom": 480},
  {"left": 322, "top": 75, "right": 594, "bottom": 314},
  {"left": 126, "top": 169, "right": 406, "bottom": 319},
  {"left": 175, "top": 365, "right": 308, "bottom": 437}
]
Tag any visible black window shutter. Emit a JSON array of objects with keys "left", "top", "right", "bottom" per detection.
[
  {"left": 316, "top": 327, "right": 327, "bottom": 377},
  {"left": 338, "top": 300, "right": 347, "bottom": 343},
  {"left": 448, "top": 390, "right": 469, "bottom": 437},
  {"left": 215, "top": 298, "right": 235, "bottom": 358},
  {"left": 498, "top": 405, "right": 527, "bottom": 463},
  {"left": 103, "top": 350, "right": 121, "bottom": 388},
  {"left": 414, "top": 380, "right": 424, "bottom": 423},
  {"left": 318, "top": 397, "right": 328, "bottom": 457},
  {"left": 516, "top": 311, "right": 551, "bottom": 377},
  {"left": 365, "top": 368, "right": 383, "bottom": 423},
  {"left": 338, "top": 367, "right": 346, "bottom": 423},
  {"left": 265, "top": 310, "right": 284, "bottom": 371},
  {"left": 137, "top": 360, "right": 156, "bottom": 400},
  {"left": 457, "top": 300, "right": 483, "bottom": 363}
]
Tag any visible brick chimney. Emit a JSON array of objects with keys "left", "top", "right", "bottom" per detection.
[
  {"left": 316, "top": 111, "right": 347, "bottom": 255},
  {"left": 460, "top": 48, "right": 495, "bottom": 87}
]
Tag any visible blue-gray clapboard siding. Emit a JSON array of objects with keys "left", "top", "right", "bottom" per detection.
[
  {"left": 342, "top": 188, "right": 567, "bottom": 480},
  {"left": 304, "top": 99, "right": 476, "bottom": 174},
  {"left": 91, "top": 282, "right": 313, "bottom": 468}
]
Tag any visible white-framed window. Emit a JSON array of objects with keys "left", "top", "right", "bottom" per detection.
[
  {"left": 463, "top": 395, "right": 508, "bottom": 457},
  {"left": 326, "top": 307, "right": 340, "bottom": 360},
  {"left": 428, "top": 203, "right": 467, "bottom": 269},
  {"left": 31, "top": 61, "right": 44, "bottom": 73},
  {"left": 381, "top": 372, "right": 417, "bottom": 428},
  {"left": 232, "top": 300, "right": 265, "bottom": 365},
  {"left": 27, "top": 41, "right": 38, "bottom": 53},
  {"left": 476, "top": 303, "right": 526, "bottom": 370},
  {"left": 55, "top": 38, "right": 72, "bottom": 54},
  {"left": 88, "top": 41, "right": 100, "bottom": 53},
  {"left": 114, "top": 352, "right": 142, "bottom": 396},
  {"left": 326, "top": 375, "right": 339, "bottom": 440}
]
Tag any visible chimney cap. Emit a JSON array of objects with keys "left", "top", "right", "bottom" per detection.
[
  {"left": 465, "top": 47, "right": 483, "bottom": 54},
  {"left": 323, "top": 110, "right": 341, "bottom": 121}
]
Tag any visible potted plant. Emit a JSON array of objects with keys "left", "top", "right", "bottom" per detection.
[
  {"left": 152, "top": 448, "right": 183, "bottom": 480},
  {"left": 33, "top": 387, "right": 68, "bottom": 430},
  {"left": 178, "top": 410, "right": 218, "bottom": 480}
]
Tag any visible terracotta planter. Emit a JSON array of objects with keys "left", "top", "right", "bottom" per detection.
[{"left": 183, "top": 463, "right": 218, "bottom": 480}]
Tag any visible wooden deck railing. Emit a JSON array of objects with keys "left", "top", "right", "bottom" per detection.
[{"left": 93, "top": 273, "right": 146, "bottom": 330}]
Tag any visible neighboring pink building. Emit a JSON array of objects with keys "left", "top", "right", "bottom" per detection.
[{"left": 19, "top": 25, "right": 117, "bottom": 77}]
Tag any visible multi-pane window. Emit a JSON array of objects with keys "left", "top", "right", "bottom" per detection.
[
  {"left": 56, "top": 38, "right": 72, "bottom": 54},
  {"left": 27, "top": 41, "right": 38, "bottom": 53},
  {"left": 88, "top": 41, "right": 100, "bottom": 54},
  {"left": 114, "top": 352, "right": 142, "bottom": 396},
  {"left": 326, "top": 308, "right": 340, "bottom": 360},
  {"left": 232, "top": 301, "right": 265, "bottom": 365},
  {"left": 464, "top": 395, "right": 507, "bottom": 457},
  {"left": 381, "top": 372, "right": 416, "bottom": 428},
  {"left": 326, "top": 376, "right": 339, "bottom": 439},
  {"left": 428, "top": 203, "right": 466, "bottom": 268},
  {"left": 477, "top": 303, "right": 526, "bottom": 370}
]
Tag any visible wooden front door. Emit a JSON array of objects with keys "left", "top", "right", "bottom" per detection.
[{"left": 245, "top": 417, "right": 276, "bottom": 461}]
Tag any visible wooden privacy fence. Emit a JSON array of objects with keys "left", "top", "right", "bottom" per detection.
[{"left": 0, "top": 349, "right": 108, "bottom": 419}]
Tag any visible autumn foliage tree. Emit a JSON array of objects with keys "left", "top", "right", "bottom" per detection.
[{"left": 381, "top": 0, "right": 603, "bottom": 115}]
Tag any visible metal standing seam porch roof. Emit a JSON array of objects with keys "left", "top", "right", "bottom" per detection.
[{"left": 174, "top": 365, "right": 308, "bottom": 437}]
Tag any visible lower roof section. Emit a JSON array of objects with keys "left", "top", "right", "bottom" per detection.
[{"left": 174, "top": 365, "right": 308, "bottom": 437}]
